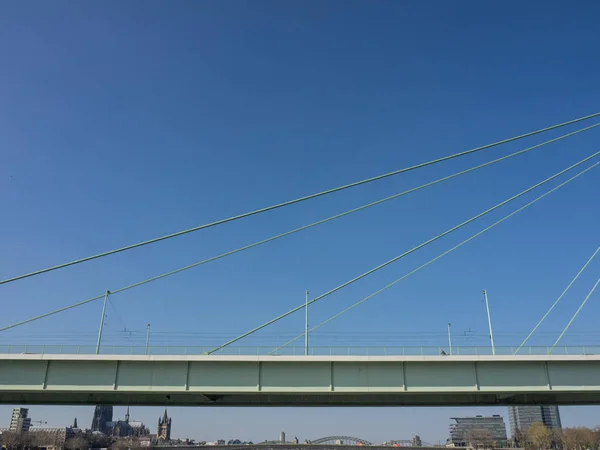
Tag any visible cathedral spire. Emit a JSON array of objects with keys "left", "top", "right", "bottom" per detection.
[
  {"left": 125, "top": 407, "right": 130, "bottom": 423},
  {"left": 158, "top": 409, "right": 171, "bottom": 441}
]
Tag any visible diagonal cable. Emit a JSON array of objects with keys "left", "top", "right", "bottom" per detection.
[
  {"left": 269, "top": 162, "right": 600, "bottom": 354},
  {"left": 4, "top": 125, "right": 597, "bottom": 333},
  {"left": 549, "top": 277, "right": 600, "bottom": 354},
  {"left": 3, "top": 112, "right": 600, "bottom": 286},
  {"left": 515, "top": 245, "right": 600, "bottom": 353},
  {"left": 207, "top": 151, "right": 600, "bottom": 354}
]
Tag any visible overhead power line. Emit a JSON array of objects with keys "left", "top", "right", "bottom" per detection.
[
  {"left": 2, "top": 111, "right": 600, "bottom": 286},
  {"left": 516, "top": 245, "right": 600, "bottom": 353},
  {"left": 271, "top": 161, "right": 600, "bottom": 353},
  {"left": 207, "top": 151, "right": 600, "bottom": 354},
  {"left": 1, "top": 123, "right": 598, "bottom": 334}
]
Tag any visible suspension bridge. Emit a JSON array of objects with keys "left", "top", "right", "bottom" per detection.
[{"left": 1, "top": 112, "right": 599, "bottom": 406}]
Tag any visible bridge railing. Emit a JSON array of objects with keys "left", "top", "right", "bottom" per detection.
[{"left": 0, "top": 345, "right": 598, "bottom": 356}]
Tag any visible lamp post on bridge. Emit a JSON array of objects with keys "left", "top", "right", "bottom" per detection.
[
  {"left": 145, "top": 324, "right": 151, "bottom": 355},
  {"left": 447, "top": 323, "right": 452, "bottom": 355},
  {"left": 96, "top": 290, "right": 110, "bottom": 355},
  {"left": 305, "top": 290, "right": 309, "bottom": 356},
  {"left": 483, "top": 289, "right": 496, "bottom": 355}
]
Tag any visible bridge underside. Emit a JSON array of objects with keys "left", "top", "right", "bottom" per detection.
[
  {"left": 3, "top": 391, "right": 600, "bottom": 406},
  {"left": 1, "top": 354, "right": 600, "bottom": 406}
]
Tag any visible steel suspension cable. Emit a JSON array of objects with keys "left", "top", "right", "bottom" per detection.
[
  {"left": 4, "top": 125, "right": 597, "bottom": 333},
  {"left": 270, "top": 162, "right": 600, "bottom": 354},
  {"left": 207, "top": 151, "right": 600, "bottom": 354},
  {"left": 515, "top": 245, "right": 600, "bottom": 353},
  {"left": 549, "top": 277, "right": 600, "bottom": 354},
  {"left": 3, "top": 112, "right": 600, "bottom": 286}
]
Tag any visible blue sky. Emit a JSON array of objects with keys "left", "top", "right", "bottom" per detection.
[{"left": 1, "top": 0, "right": 600, "bottom": 444}]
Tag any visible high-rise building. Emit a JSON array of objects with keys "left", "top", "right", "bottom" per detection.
[
  {"left": 280, "top": 432, "right": 286, "bottom": 443},
  {"left": 91, "top": 406, "right": 113, "bottom": 433},
  {"left": 157, "top": 409, "right": 172, "bottom": 441},
  {"left": 9, "top": 408, "right": 31, "bottom": 433},
  {"left": 449, "top": 415, "right": 508, "bottom": 447},
  {"left": 508, "top": 406, "right": 562, "bottom": 436},
  {"left": 542, "top": 406, "right": 562, "bottom": 429}
]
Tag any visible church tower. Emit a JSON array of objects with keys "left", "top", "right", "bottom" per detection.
[
  {"left": 157, "top": 409, "right": 171, "bottom": 441},
  {"left": 91, "top": 406, "right": 113, "bottom": 433}
]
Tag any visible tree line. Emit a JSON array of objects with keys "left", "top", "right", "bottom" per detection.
[
  {"left": 465, "top": 423, "right": 600, "bottom": 450},
  {"left": 516, "top": 423, "right": 600, "bottom": 450},
  {"left": 1, "top": 430, "right": 113, "bottom": 450}
]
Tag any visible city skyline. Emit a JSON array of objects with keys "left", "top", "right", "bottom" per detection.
[{"left": 2, "top": 405, "right": 599, "bottom": 445}]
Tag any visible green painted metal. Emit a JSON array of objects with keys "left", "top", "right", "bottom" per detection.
[
  {"left": 210, "top": 154, "right": 600, "bottom": 355},
  {"left": 518, "top": 246, "right": 600, "bottom": 353},
  {"left": 5, "top": 111, "right": 599, "bottom": 287},
  {"left": 1, "top": 345, "right": 600, "bottom": 356},
  {"left": 1, "top": 355, "right": 600, "bottom": 406}
]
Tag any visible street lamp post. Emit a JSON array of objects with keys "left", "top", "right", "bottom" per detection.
[
  {"left": 95, "top": 290, "right": 110, "bottom": 355},
  {"left": 483, "top": 289, "right": 496, "bottom": 355},
  {"left": 305, "top": 290, "right": 309, "bottom": 356},
  {"left": 145, "top": 324, "right": 151, "bottom": 355}
]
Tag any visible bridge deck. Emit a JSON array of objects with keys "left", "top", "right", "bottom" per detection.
[{"left": 1, "top": 354, "right": 599, "bottom": 406}]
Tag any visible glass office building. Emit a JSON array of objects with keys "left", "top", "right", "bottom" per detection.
[
  {"left": 449, "top": 415, "right": 508, "bottom": 447},
  {"left": 508, "top": 406, "right": 562, "bottom": 436}
]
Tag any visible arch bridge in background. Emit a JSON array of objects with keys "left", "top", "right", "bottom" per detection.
[{"left": 311, "top": 436, "right": 373, "bottom": 446}]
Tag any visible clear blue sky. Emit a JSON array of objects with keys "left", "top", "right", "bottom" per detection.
[{"left": 1, "top": 0, "right": 600, "bottom": 444}]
